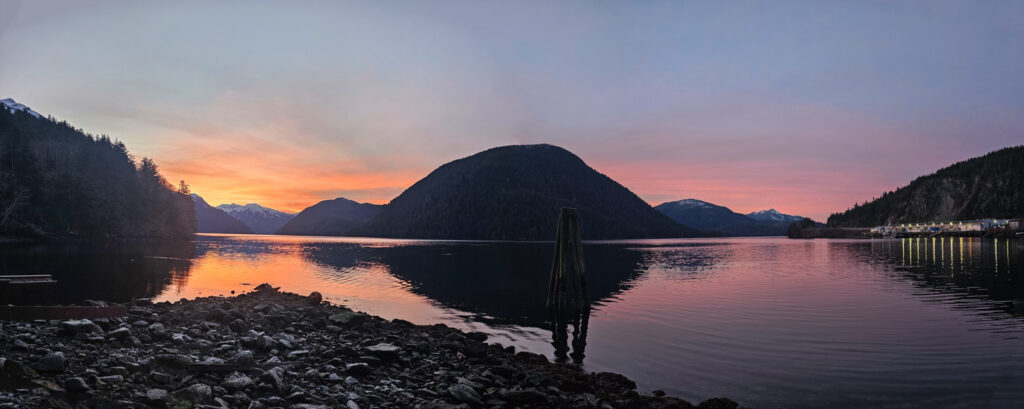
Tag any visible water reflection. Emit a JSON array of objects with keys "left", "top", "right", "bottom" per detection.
[
  {"left": 0, "top": 241, "right": 195, "bottom": 304},
  {"left": 302, "top": 243, "right": 648, "bottom": 329},
  {"left": 863, "top": 238, "right": 1023, "bottom": 317},
  {"left": 3, "top": 236, "right": 1024, "bottom": 409}
]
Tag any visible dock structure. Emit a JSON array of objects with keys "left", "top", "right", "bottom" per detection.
[{"left": 871, "top": 218, "right": 1021, "bottom": 237}]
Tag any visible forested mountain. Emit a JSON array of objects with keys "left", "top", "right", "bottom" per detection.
[
  {"left": 654, "top": 199, "right": 752, "bottom": 230},
  {"left": 654, "top": 199, "right": 802, "bottom": 236},
  {"left": 275, "top": 197, "right": 381, "bottom": 236},
  {"left": 0, "top": 98, "right": 195, "bottom": 240},
  {"left": 216, "top": 203, "right": 293, "bottom": 234},
  {"left": 828, "top": 146, "right": 1024, "bottom": 227},
  {"left": 355, "top": 144, "right": 700, "bottom": 240},
  {"left": 192, "top": 194, "right": 254, "bottom": 234}
]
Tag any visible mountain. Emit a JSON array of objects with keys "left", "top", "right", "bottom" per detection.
[
  {"left": 216, "top": 203, "right": 294, "bottom": 234},
  {"left": 354, "top": 144, "right": 700, "bottom": 240},
  {"left": 746, "top": 209, "right": 804, "bottom": 224},
  {"left": 192, "top": 194, "right": 253, "bottom": 234},
  {"left": 828, "top": 146, "right": 1024, "bottom": 227},
  {"left": 654, "top": 199, "right": 753, "bottom": 231},
  {"left": 654, "top": 199, "right": 808, "bottom": 236},
  {"left": 0, "top": 98, "right": 195, "bottom": 239},
  {"left": 275, "top": 197, "right": 382, "bottom": 236},
  {"left": 2, "top": 98, "right": 42, "bottom": 118}
]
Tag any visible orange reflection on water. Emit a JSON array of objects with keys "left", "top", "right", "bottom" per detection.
[{"left": 154, "top": 237, "right": 452, "bottom": 324}]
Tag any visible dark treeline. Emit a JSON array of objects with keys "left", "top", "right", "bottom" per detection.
[
  {"left": 0, "top": 106, "right": 195, "bottom": 240},
  {"left": 828, "top": 146, "right": 1024, "bottom": 227}
]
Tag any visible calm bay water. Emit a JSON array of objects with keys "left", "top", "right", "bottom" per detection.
[{"left": 2, "top": 235, "right": 1022, "bottom": 409}]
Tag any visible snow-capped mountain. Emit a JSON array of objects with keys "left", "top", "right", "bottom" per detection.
[
  {"left": 216, "top": 203, "right": 294, "bottom": 234},
  {"left": 191, "top": 194, "right": 253, "bottom": 234},
  {"left": 746, "top": 209, "right": 804, "bottom": 223},
  {"left": 1, "top": 98, "right": 43, "bottom": 118},
  {"left": 654, "top": 199, "right": 752, "bottom": 231},
  {"left": 655, "top": 199, "right": 810, "bottom": 236}
]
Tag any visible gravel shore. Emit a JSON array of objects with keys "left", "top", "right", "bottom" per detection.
[{"left": 0, "top": 284, "right": 747, "bottom": 409}]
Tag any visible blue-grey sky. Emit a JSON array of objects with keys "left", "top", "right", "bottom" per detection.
[{"left": 1, "top": 0, "right": 1021, "bottom": 219}]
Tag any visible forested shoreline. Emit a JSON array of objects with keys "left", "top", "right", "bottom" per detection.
[{"left": 0, "top": 106, "right": 195, "bottom": 240}]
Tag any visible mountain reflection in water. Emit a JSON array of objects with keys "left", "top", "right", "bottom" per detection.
[{"left": 1, "top": 235, "right": 1022, "bottom": 409}]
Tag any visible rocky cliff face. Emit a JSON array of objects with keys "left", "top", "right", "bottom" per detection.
[{"left": 828, "top": 146, "right": 1024, "bottom": 227}]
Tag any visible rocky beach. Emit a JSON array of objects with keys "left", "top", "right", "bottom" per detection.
[{"left": 0, "top": 284, "right": 746, "bottom": 409}]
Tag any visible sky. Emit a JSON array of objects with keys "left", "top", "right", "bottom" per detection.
[{"left": 1, "top": 1, "right": 1022, "bottom": 220}]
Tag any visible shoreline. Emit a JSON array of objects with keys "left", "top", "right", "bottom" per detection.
[{"left": 0, "top": 284, "right": 748, "bottom": 409}]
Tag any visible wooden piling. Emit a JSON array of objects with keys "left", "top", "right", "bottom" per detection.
[{"left": 547, "top": 208, "right": 589, "bottom": 314}]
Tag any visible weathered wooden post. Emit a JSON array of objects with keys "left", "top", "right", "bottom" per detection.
[{"left": 547, "top": 208, "right": 589, "bottom": 315}]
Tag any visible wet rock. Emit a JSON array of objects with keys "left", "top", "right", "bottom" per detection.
[
  {"left": 346, "top": 399, "right": 360, "bottom": 409},
  {"left": 223, "top": 372, "right": 254, "bottom": 391},
  {"left": 254, "top": 283, "right": 279, "bottom": 292},
  {"left": 3, "top": 359, "right": 39, "bottom": 379},
  {"left": 364, "top": 343, "right": 400, "bottom": 361},
  {"left": 106, "top": 327, "right": 132, "bottom": 341},
  {"left": 228, "top": 319, "right": 250, "bottom": 333},
  {"left": 345, "top": 363, "right": 371, "bottom": 377},
  {"left": 147, "top": 322, "right": 168, "bottom": 339},
  {"left": 150, "top": 371, "right": 172, "bottom": 384},
  {"left": 145, "top": 388, "right": 168, "bottom": 402},
  {"left": 501, "top": 388, "right": 546, "bottom": 404},
  {"left": 307, "top": 292, "right": 323, "bottom": 305},
  {"left": 447, "top": 384, "right": 483, "bottom": 406},
  {"left": 61, "top": 319, "right": 102, "bottom": 336},
  {"left": 171, "top": 383, "right": 212, "bottom": 406},
  {"left": 64, "top": 377, "right": 89, "bottom": 392},
  {"left": 31, "top": 352, "right": 65, "bottom": 373},
  {"left": 98, "top": 375, "right": 124, "bottom": 385},
  {"left": 152, "top": 354, "right": 194, "bottom": 370},
  {"left": 206, "top": 307, "right": 229, "bottom": 322},
  {"left": 328, "top": 310, "right": 368, "bottom": 326}
]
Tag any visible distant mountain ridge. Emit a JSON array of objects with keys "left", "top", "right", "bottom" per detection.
[
  {"left": 828, "top": 146, "right": 1024, "bottom": 227},
  {"left": 192, "top": 194, "right": 253, "bottom": 234},
  {"left": 354, "top": 144, "right": 701, "bottom": 240},
  {"left": 746, "top": 209, "right": 804, "bottom": 223},
  {"left": 275, "top": 197, "right": 382, "bottom": 236},
  {"left": 217, "top": 203, "right": 294, "bottom": 234},
  {"left": 655, "top": 199, "right": 808, "bottom": 236}
]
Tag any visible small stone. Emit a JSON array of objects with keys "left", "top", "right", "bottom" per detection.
[
  {"left": 147, "top": 322, "right": 168, "bottom": 338},
  {"left": 223, "top": 372, "right": 254, "bottom": 391},
  {"left": 364, "top": 343, "right": 400, "bottom": 361},
  {"left": 152, "top": 354, "right": 194, "bottom": 370},
  {"left": 328, "top": 310, "right": 368, "bottom": 326},
  {"left": 64, "top": 377, "right": 89, "bottom": 392},
  {"left": 345, "top": 363, "right": 371, "bottom": 377},
  {"left": 31, "top": 352, "right": 65, "bottom": 373},
  {"left": 3, "top": 359, "right": 39, "bottom": 379},
  {"left": 98, "top": 375, "right": 124, "bottom": 385},
  {"left": 106, "top": 327, "right": 132, "bottom": 340},
  {"left": 228, "top": 319, "right": 250, "bottom": 333},
  {"left": 171, "top": 383, "right": 212, "bottom": 405},
  {"left": 307, "top": 292, "right": 323, "bottom": 305},
  {"left": 448, "top": 384, "right": 483, "bottom": 405},
  {"left": 346, "top": 400, "right": 360, "bottom": 409},
  {"left": 501, "top": 388, "right": 546, "bottom": 404},
  {"left": 150, "top": 371, "right": 172, "bottom": 384},
  {"left": 146, "top": 388, "right": 168, "bottom": 402}
]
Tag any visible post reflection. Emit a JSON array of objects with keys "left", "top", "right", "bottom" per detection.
[{"left": 550, "top": 305, "right": 590, "bottom": 364}]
